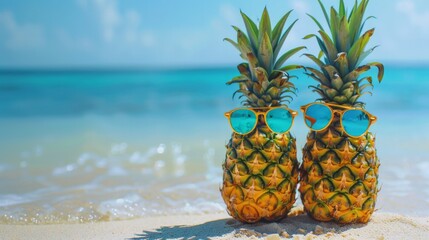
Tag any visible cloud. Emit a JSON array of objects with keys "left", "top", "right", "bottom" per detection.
[
  {"left": 93, "top": 0, "right": 120, "bottom": 42},
  {"left": 78, "top": 0, "right": 156, "bottom": 47},
  {"left": 292, "top": 0, "right": 309, "bottom": 15},
  {"left": 396, "top": 0, "right": 429, "bottom": 33},
  {"left": 78, "top": 0, "right": 121, "bottom": 42},
  {"left": 0, "top": 11, "right": 45, "bottom": 50},
  {"left": 219, "top": 4, "right": 240, "bottom": 24}
]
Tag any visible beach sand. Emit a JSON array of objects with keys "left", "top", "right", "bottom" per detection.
[{"left": 1, "top": 207, "right": 428, "bottom": 240}]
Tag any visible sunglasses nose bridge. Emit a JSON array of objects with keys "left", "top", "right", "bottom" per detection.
[
  {"left": 291, "top": 111, "right": 298, "bottom": 117},
  {"left": 332, "top": 110, "right": 342, "bottom": 117}
]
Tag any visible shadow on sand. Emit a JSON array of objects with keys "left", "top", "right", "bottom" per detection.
[{"left": 130, "top": 213, "right": 366, "bottom": 240}]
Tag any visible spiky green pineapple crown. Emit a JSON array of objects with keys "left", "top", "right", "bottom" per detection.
[
  {"left": 305, "top": 0, "right": 384, "bottom": 106},
  {"left": 225, "top": 8, "right": 305, "bottom": 107}
]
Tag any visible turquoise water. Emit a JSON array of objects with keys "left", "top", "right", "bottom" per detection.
[{"left": 0, "top": 66, "right": 428, "bottom": 223}]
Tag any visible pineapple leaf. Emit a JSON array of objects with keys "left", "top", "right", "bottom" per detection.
[
  {"left": 309, "top": 85, "right": 325, "bottom": 97},
  {"left": 345, "top": 62, "right": 384, "bottom": 86},
  {"left": 322, "top": 65, "right": 340, "bottom": 81},
  {"left": 317, "top": 0, "right": 331, "bottom": 28},
  {"left": 342, "top": 87, "right": 354, "bottom": 98},
  {"left": 232, "top": 89, "right": 249, "bottom": 100},
  {"left": 359, "top": 15, "right": 376, "bottom": 36},
  {"left": 237, "top": 63, "right": 250, "bottom": 76},
  {"left": 259, "top": 7, "right": 272, "bottom": 42},
  {"left": 349, "top": 94, "right": 359, "bottom": 104},
  {"left": 246, "top": 52, "right": 259, "bottom": 81},
  {"left": 274, "top": 46, "right": 306, "bottom": 70},
  {"left": 331, "top": 73, "right": 344, "bottom": 91},
  {"left": 279, "top": 64, "right": 304, "bottom": 73},
  {"left": 358, "top": 76, "right": 373, "bottom": 84},
  {"left": 356, "top": 45, "right": 379, "bottom": 66},
  {"left": 367, "top": 62, "right": 384, "bottom": 83},
  {"left": 348, "top": 0, "right": 358, "bottom": 21},
  {"left": 267, "top": 87, "right": 280, "bottom": 97},
  {"left": 236, "top": 29, "right": 253, "bottom": 56},
  {"left": 272, "top": 10, "right": 292, "bottom": 50},
  {"left": 333, "top": 96, "right": 348, "bottom": 103},
  {"left": 319, "top": 30, "right": 338, "bottom": 63},
  {"left": 306, "top": 67, "right": 331, "bottom": 86},
  {"left": 329, "top": 7, "right": 339, "bottom": 48},
  {"left": 255, "top": 67, "right": 269, "bottom": 83},
  {"left": 335, "top": 52, "right": 350, "bottom": 77},
  {"left": 226, "top": 75, "right": 250, "bottom": 85},
  {"left": 303, "top": 33, "right": 317, "bottom": 40},
  {"left": 359, "top": 91, "right": 373, "bottom": 97},
  {"left": 318, "top": 50, "right": 324, "bottom": 59},
  {"left": 307, "top": 13, "right": 325, "bottom": 31},
  {"left": 258, "top": 32, "right": 273, "bottom": 72},
  {"left": 348, "top": 28, "right": 374, "bottom": 69},
  {"left": 281, "top": 89, "right": 297, "bottom": 96},
  {"left": 325, "top": 88, "right": 339, "bottom": 99},
  {"left": 344, "top": 64, "right": 370, "bottom": 83},
  {"left": 337, "top": 16, "right": 350, "bottom": 52},
  {"left": 303, "top": 53, "right": 324, "bottom": 68},
  {"left": 273, "top": 19, "right": 298, "bottom": 60},
  {"left": 339, "top": 0, "right": 346, "bottom": 17},
  {"left": 223, "top": 38, "right": 241, "bottom": 55},
  {"left": 349, "top": 0, "right": 367, "bottom": 42},
  {"left": 359, "top": 83, "right": 374, "bottom": 93},
  {"left": 303, "top": 34, "right": 329, "bottom": 62},
  {"left": 240, "top": 11, "right": 259, "bottom": 54},
  {"left": 280, "top": 95, "right": 293, "bottom": 101},
  {"left": 340, "top": 81, "right": 354, "bottom": 91}
]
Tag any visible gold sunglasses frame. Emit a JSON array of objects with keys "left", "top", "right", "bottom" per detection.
[
  {"left": 300, "top": 102, "right": 377, "bottom": 137},
  {"left": 224, "top": 107, "right": 298, "bottom": 135}
]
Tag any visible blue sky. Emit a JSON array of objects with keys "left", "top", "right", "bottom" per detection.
[{"left": 0, "top": 0, "right": 428, "bottom": 69}]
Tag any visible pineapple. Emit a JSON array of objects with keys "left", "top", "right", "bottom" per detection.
[
  {"left": 220, "top": 8, "right": 305, "bottom": 223},
  {"left": 299, "top": 0, "right": 384, "bottom": 224}
]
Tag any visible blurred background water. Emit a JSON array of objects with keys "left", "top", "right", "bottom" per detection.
[
  {"left": 1, "top": 0, "right": 429, "bottom": 224},
  {"left": 0, "top": 66, "right": 428, "bottom": 223}
]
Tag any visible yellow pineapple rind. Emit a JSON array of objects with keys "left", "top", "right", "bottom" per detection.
[
  {"left": 221, "top": 124, "right": 299, "bottom": 223},
  {"left": 299, "top": 115, "right": 379, "bottom": 224}
]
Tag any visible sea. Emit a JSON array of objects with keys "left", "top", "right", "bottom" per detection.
[{"left": 0, "top": 66, "right": 428, "bottom": 224}]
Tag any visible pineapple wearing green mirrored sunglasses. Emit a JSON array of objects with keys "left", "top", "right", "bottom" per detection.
[
  {"left": 299, "top": 0, "right": 384, "bottom": 224},
  {"left": 220, "top": 8, "right": 305, "bottom": 223}
]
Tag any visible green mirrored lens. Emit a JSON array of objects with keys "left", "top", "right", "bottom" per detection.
[
  {"left": 304, "top": 104, "right": 332, "bottom": 131},
  {"left": 266, "top": 108, "right": 293, "bottom": 133},
  {"left": 342, "top": 110, "right": 370, "bottom": 137},
  {"left": 230, "top": 109, "right": 257, "bottom": 134}
]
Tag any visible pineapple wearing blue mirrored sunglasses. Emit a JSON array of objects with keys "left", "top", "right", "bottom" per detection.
[
  {"left": 220, "top": 7, "right": 305, "bottom": 223},
  {"left": 299, "top": 0, "right": 384, "bottom": 224}
]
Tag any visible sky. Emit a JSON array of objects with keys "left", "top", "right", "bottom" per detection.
[{"left": 0, "top": 0, "right": 428, "bottom": 69}]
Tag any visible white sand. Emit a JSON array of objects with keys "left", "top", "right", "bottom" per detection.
[{"left": 0, "top": 207, "right": 428, "bottom": 240}]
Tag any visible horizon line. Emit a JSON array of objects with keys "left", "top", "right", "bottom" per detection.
[{"left": 1, "top": 61, "right": 429, "bottom": 74}]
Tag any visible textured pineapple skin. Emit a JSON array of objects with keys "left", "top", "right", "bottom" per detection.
[
  {"left": 221, "top": 122, "right": 299, "bottom": 223},
  {"left": 299, "top": 115, "right": 379, "bottom": 224}
]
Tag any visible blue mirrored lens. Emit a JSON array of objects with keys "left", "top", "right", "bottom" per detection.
[
  {"left": 304, "top": 104, "right": 332, "bottom": 131},
  {"left": 266, "top": 108, "right": 293, "bottom": 133},
  {"left": 342, "top": 110, "right": 370, "bottom": 137},
  {"left": 230, "top": 109, "right": 257, "bottom": 134}
]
